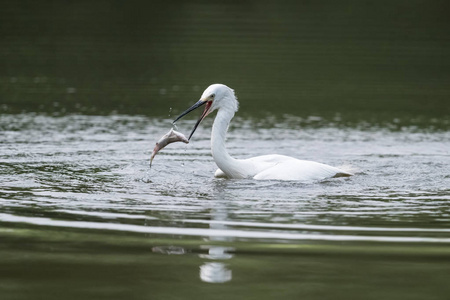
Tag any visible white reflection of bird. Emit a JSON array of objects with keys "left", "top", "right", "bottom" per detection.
[{"left": 173, "top": 84, "right": 352, "bottom": 181}]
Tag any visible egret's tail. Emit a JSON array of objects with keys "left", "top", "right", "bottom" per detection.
[{"left": 336, "top": 164, "right": 358, "bottom": 176}]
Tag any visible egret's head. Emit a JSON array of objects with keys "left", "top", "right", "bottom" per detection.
[{"left": 173, "top": 84, "right": 238, "bottom": 140}]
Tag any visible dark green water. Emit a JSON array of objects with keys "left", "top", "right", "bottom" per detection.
[
  {"left": 1, "top": 1, "right": 450, "bottom": 299},
  {"left": 2, "top": 1, "right": 450, "bottom": 119}
]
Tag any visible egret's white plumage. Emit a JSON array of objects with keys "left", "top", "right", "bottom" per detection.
[{"left": 174, "top": 84, "right": 352, "bottom": 181}]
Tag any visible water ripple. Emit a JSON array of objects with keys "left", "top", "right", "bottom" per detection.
[{"left": 1, "top": 213, "right": 449, "bottom": 243}]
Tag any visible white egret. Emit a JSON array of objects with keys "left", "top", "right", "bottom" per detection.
[{"left": 173, "top": 84, "right": 352, "bottom": 181}]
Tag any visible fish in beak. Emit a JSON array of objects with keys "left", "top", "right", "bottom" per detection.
[
  {"left": 150, "top": 129, "right": 189, "bottom": 168},
  {"left": 173, "top": 98, "right": 213, "bottom": 140}
]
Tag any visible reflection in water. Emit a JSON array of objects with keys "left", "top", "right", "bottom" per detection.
[
  {"left": 200, "top": 262, "right": 232, "bottom": 283},
  {"left": 199, "top": 246, "right": 234, "bottom": 283},
  {"left": 199, "top": 245, "right": 234, "bottom": 260},
  {"left": 152, "top": 246, "right": 186, "bottom": 255},
  {"left": 200, "top": 190, "right": 234, "bottom": 283}
]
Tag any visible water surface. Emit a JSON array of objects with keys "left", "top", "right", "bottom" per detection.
[{"left": 1, "top": 113, "right": 450, "bottom": 299}]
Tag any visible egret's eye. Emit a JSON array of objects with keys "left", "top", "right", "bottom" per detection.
[{"left": 210, "top": 94, "right": 215, "bottom": 98}]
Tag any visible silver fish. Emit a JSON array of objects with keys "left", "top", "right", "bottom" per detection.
[{"left": 150, "top": 129, "right": 189, "bottom": 168}]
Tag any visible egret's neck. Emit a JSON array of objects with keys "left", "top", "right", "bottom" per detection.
[{"left": 211, "top": 108, "right": 247, "bottom": 178}]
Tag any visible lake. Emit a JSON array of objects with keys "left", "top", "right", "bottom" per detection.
[{"left": 1, "top": 1, "right": 450, "bottom": 299}]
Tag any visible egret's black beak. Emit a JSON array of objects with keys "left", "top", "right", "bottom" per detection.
[{"left": 173, "top": 100, "right": 212, "bottom": 140}]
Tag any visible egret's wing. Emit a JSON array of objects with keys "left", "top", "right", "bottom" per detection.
[
  {"left": 253, "top": 159, "right": 351, "bottom": 181},
  {"left": 245, "top": 154, "right": 293, "bottom": 165}
]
